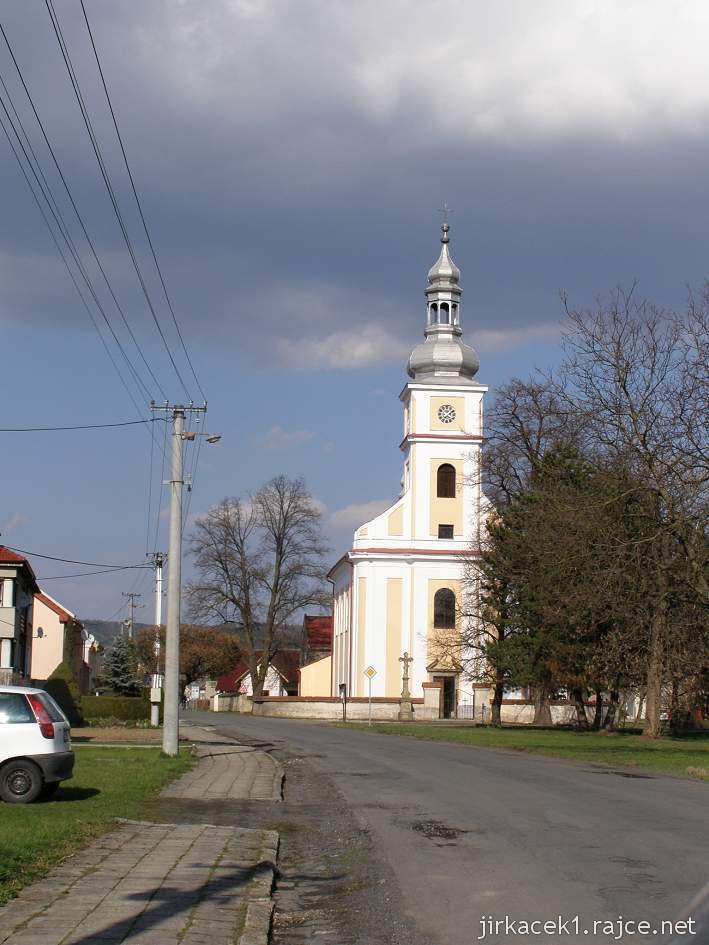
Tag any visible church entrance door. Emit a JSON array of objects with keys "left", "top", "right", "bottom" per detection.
[{"left": 433, "top": 675, "right": 457, "bottom": 719}]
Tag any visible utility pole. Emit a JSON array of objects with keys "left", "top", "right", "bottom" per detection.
[
  {"left": 147, "top": 551, "right": 165, "bottom": 727},
  {"left": 122, "top": 592, "right": 142, "bottom": 639},
  {"left": 151, "top": 402, "right": 208, "bottom": 757}
]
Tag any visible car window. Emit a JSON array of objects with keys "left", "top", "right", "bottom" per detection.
[
  {"left": 0, "top": 692, "right": 35, "bottom": 724},
  {"left": 37, "top": 692, "right": 68, "bottom": 723}
]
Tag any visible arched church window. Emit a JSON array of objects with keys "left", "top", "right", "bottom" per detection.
[
  {"left": 451, "top": 303, "right": 458, "bottom": 324},
  {"left": 437, "top": 463, "right": 456, "bottom": 497},
  {"left": 434, "top": 588, "right": 456, "bottom": 629},
  {"left": 430, "top": 303, "right": 438, "bottom": 322},
  {"left": 440, "top": 302, "right": 450, "bottom": 324}
]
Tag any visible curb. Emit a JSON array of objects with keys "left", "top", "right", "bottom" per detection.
[{"left": 238, "top": 899, "right": 275, "bottom": 945}]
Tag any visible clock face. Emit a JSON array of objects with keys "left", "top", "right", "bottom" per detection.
[{"left": 437, "top": 404, "right": 456, "bottom": 424}]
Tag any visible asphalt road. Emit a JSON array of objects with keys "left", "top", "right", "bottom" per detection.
[{"left": 190, "top": 713, "right": 709, "bottom": 945}]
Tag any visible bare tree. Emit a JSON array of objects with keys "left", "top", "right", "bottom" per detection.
[
  {"left": 457, "top": 291, "right": 707, "bottom": 736},
  {"left": 186, "top": 475, "right": 329, "bottom": 696},
  {"left": 559, "top": 289, "right": 708, "bottom": 736}
]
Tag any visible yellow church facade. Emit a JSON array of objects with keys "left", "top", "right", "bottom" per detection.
[{"left": 329, "top": 222, "right": 487, "bottom": 717}]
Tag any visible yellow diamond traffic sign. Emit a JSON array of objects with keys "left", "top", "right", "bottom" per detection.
[{"left": 364, "top": 666, "right": 377, "bottom": 679}]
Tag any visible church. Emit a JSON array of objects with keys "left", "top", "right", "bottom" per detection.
[{"left": 328, "top": 222, "right": 487, "bottom": 718}]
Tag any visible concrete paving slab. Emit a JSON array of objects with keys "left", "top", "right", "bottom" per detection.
[
  {"left": 0, "top": 821, "right": 277, "bottom": 945},
  {"left": 162, "top": 723, "right": 284, "bottom": 801}
]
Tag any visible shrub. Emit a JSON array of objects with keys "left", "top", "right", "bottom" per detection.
[
  {"left": 80, "top": 695, "right": 149, "bottom": 722},
  {"left": 42, "top": 662, "right": 84, "bottom": 725}
]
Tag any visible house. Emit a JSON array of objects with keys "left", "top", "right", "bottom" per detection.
[
  {"left": 83, "top": 631, "right": 102, "bottom": 692},
  {"left": 299, "top": 615, "right": 333, "bottom": 696},
  {"left": 31, "top": 591, "right": 92, "bottom": 693},
  {"left": 0, "top": 546, "right": 39, "bottom": 685},
  {"left": 216, "top": 650, "right": 300, "bottom": 696},
  {"left": 301, "top": 615, "right": 333, "bottom": 662}
]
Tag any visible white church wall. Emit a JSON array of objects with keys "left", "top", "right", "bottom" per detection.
[{"left": 330, "top": 563, "right": 352, "bottom": 696}]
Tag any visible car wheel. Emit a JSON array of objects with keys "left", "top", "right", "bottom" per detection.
[
  {"left": 0, "top": 760, "right": 44, "bottom": 804},
  {"left": 40, "top": 781, "right": 60, "bottom": 799}
]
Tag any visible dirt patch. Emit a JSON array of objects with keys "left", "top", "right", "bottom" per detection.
[{"left": 71, "top": 727, "right": 163, "bottom": 744}]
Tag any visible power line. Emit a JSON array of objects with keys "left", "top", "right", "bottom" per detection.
[
  {"left": 0, "top": 82, "right": 153, "bottom": 407},
  {"left": 45, "top": 0, "right": 191, "bottom": 401},
  {"left": 0, "top": 56, "right": 168, "bottom": 465},
  {"left": 0, "top": 418, "right": 165, "bottom": 432},
  {"left": 0, "top": 111, "right": 166, "bottom": 473},
  {"left": 98, "top": 562, "right": 151, "bottom": 625},
  {"left": 182, "top": 425, "right": 204, "bottom": 530},
  {"left": 39, "top": 565, "right": 153, "bottom": 580},
  {"left": 0, "top": 107, "right": 142, "bottom": 419},
  {"left": 152, "top": 415, "right": 169, "bottom": 554},
  {"left": 80, "top": 0, "right": 207, "bottom": 403},
  {"left": 0, "top": 20, "right": 165, "bottom": 403},
  {"left": 6, "top": 546, "right": 150, "bottom": 569},
  {"left": 146, "top": 413, "right": 156, "bottom": 555}
]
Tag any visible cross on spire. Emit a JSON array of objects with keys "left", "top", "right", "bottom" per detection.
[{"left": 437, "top": 202, "right": 454, "bottom": 224}]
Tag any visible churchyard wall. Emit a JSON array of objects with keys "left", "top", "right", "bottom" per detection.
[
  {"left": 251, "top": 696, "right": 425, "bottom": 720},
  {"left": 212, "top": 692, "right": 584, "bottom": 724}
]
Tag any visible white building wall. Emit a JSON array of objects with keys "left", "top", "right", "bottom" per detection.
[
  {"left": 328, "top": 363, "right": 487, "bottom": 708},
  {"left": 331, "top": 565, "right": 351, "bottom": 696}
]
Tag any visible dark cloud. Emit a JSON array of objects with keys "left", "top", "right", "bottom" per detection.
[{"left": 1, "top": 0, "right": 708, "bottom": 379}]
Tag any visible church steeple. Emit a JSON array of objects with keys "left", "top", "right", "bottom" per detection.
[
  {"left": 407, "top": 221, "right": 480, "bottom": 383},
  {"left": 425, "top": 222, "right": 462, "bottom": 335}
]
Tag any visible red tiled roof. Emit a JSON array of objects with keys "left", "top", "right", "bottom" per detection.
[
  {"left": 303, "top": 615, "right": 333, "bottom": 650},
  {"left": 0, "top": 546, "right": 27, "bottom": 564},
  {"left": 35, "top": 591, "right": 75, "bottom": 624},
  {"left": 216, "top": 659, "right": 250, "bottom": 693},
  {"left": 271, "top": 650, "right": 301, "bottom": 684},
  {"left": 0, "top": 545, "right": 39, "bottom": 589},
  {"left": 216, "top": 650, "right": 301, "bottom": 693}
]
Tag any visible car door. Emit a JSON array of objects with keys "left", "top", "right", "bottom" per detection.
[{"left": 0, "top": 692, "right": 39, "bottom": 763}]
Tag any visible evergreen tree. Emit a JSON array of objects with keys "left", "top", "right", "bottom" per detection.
[{"left": 103, "top": 635, "right": 141, "bottom": 695}]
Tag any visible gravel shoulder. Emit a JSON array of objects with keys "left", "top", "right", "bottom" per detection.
[{"left": 164, "top": 717, "right": 423, "bottom": 945}]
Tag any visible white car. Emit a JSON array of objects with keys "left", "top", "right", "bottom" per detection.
[{"left": 0, "top": 685, "right": 74, "bottom": 803}]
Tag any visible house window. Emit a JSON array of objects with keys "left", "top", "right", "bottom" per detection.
[
  {"left": 433, "top": 588, "right": 456, "bottom": 629},
  {"left": 0, "top": 578, "right": 14, "bottom": 608},
  {"left": 438, "top": 524, "right": 454, "bottom": 539},
  {"left": 436, "top": 463, "right": 456, "bottom": 497}
]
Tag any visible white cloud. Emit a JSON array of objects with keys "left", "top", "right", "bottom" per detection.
[
  {"left": 115, "top": 1, "right": 709, "bottom": 147},
  {"left": 258, "top": 425, "right": 317, "bottom": 450},
  {"left": 275, "top": 323, "right": 410, "bottom": 370},
  {"left": 328, "top": 498, "right": 392, "bottom": 531},
  {"left": 1, "top": 513, "right": 27, "bottom": 534},
  {"left": 473, "top": 322, "right": 560, "bottom": 352}
]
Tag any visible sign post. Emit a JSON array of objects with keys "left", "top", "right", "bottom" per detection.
[{"left": 364, "top": 666, "right": 377, "bottom": 726}]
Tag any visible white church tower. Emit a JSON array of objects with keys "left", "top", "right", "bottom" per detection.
[{"left": 329, "top": 221, "right": 487, "bottom": 717}]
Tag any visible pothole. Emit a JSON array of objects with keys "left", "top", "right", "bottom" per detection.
[
  {"left": 411, "top": 820, "right": 468, "bottom": 841},
  {"left": 595, "top": 770, "right": 655, "bottom": 780}
]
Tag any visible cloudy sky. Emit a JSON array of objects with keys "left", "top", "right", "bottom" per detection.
[{"left": 1, "top": 0, "right": 708, "bottom": 621}]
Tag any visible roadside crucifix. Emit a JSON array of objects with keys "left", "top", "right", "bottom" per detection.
[{"left": 398, "top": 651, "right": 414, "bottom": 721}]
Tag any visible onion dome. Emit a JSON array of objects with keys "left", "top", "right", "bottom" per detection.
[{"left": 407, "top": 222, "right": 479, "bottom": 383}]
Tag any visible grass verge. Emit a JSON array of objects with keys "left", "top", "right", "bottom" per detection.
[
  {"left": 339, "top": 723, "right": 709, "bottom": 779},
  {"left": 0, "top": 745, "right": 194, "bottom": 906}
]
